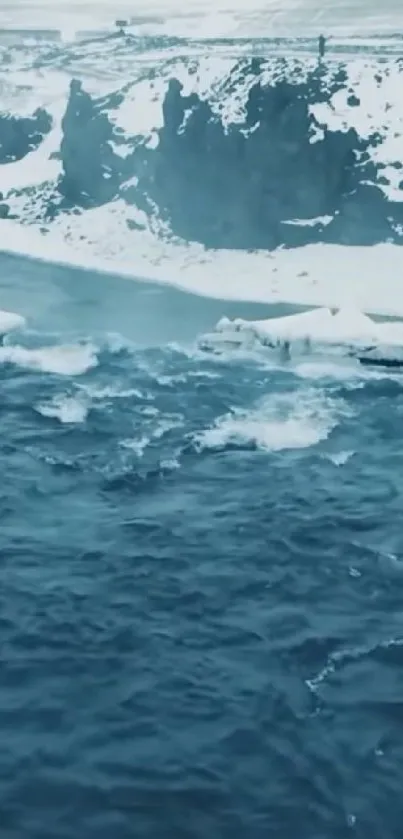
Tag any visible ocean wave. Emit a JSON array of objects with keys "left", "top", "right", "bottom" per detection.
[
  {"left": 193, "top": 388, "right": 343, "bottom": 452},
  {"left": 0, "top": 341, "right": 98, "bottom": 375},
  {"left": 325, "top": 449, "right": 354, "bottom": 466},
  {"left": 119, "top": 412, "right": 185, "bottom": 456},
  {"left": 36, "top": 392, "right": 90, "bottom": 423},
  {"left": 3, "top": 19, "right": 403, "bottom": 839}
]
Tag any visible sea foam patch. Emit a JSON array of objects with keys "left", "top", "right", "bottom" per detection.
[{"left": 193, "top": 388, "right": 343, "bottom": 453}]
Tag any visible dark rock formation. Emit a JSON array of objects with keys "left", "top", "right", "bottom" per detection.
[
  {"left": 0, "top": 107, "right": 52, "bottom": 163},
  {"left": 54, "top": 61, "right": 403, "bottom": 249},
  {"left": 58, "top": 79, "right": 138, "bottom": 207},
  {"left": 58, "top": 79, "right": 130, "bottom": 207},
  {"left": 140, "top": 61, "right": 401, "bottom": 249}
]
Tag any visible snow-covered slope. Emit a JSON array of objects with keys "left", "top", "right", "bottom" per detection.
[{"left": 0, "top": 13, "right": 403, "bottom": 314}]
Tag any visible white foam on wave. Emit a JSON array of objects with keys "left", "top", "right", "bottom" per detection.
[
  {"left": 79, "top": 383, "right": 144, "bottom": 399},
  {"left": 326, "top": 450, "right": 354, "bottom": 466},
  {"left": 120, "top": 412, "right": 184, "bottom": 456},
  {"left": 0, "top": 308, "right": 26, "bottom": 333},
  {"left": 294, "top": 359, "right": 363, "bottom": 381},
  {"left": 36, "top": 393, "right": 89, "bottom": 423},
  {"left": 0, "top": 341, "right": 98, "bottom": 375},
  {"left": 294, "top": 356, "right": 403, "bottom": 383},
  {"left": 120, "top": 435, "right": 150, "bottom": 458},
  {"left": 194, "top": 388, "right": 343, "bottom": 453}
]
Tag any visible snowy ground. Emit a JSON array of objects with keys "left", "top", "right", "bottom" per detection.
[
  {"left": 2, "top": 0, "right": 403, "bottom": 37},
  {"left": 0, "top": 1, "right": 403, "bottom": 316},
  {"left": 2, "top": 217, "right": 403, "bottom": 318}
]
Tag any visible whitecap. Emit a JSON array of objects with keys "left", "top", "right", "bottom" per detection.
[
  {"left": 155, "top": 372, "right": 188, "bottom": 386},
  {"left": 0, "top": 342, "right": 98, "bottom": 376},
  {"left": 160, "top": 454, "right": 181, "bottom": 471},
  {"left": 188, "top": 369, "right": 222, "bottom": 380},
  {"left": 119, "top": 413, "right": 184, "bottom": 456},
  {"left": 194, "top": 389, "right": 345, "bottom": 453},
  {"left": 36, "top": 394, "right": 89, "bottom": 424},
  {"left": 293, "top": 359, "right": 366, "bottom": 382},
  {"left": 78, "top": 383, "right": 144, "bottom": 400},
  {"left": 152, "top": 415, "right": 184, "bottom": 438},
  {"left": 326, "top": 450, "right": 354, "bottom": 467},
  {"left": 119, "top": 435, "right": 149, "bottom": 458}
]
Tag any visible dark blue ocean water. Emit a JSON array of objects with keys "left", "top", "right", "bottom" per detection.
[{"left": 1, "top": 253, "right": 403, "bottom": 839}]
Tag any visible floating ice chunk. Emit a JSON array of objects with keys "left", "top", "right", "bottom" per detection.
[
  {"left": 199, "top": 307, "right": 403, "bottom": 365},
  {"left": 242, "top": 307, "right": 382, "bottom": 346}
]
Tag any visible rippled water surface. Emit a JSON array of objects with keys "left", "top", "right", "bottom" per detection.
[{"left": 1, "top": 254, "right": 403, "bottom": 839}]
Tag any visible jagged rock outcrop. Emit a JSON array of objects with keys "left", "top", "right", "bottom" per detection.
[
  {"left": 142, "top": 61, "right": 401, "bottom": 248},
  {"left": 0, "top": 107, "right": 52, "bottom": 163},
  {"left": 54, "top": 62, "right": 403, "bottom": 249},
  {"left": 58, "top": 79, "right": 130, "bottom": 207}
]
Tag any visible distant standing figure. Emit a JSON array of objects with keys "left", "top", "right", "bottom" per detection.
[
  {"left": 280, "top": 340, "right": 291, "bottom": 363},
  {"left": 115, "top": 19, "right": 127, "bottom": 35},
  {"left": 318, "top": 34, "right": 326, "bottom": 60}
]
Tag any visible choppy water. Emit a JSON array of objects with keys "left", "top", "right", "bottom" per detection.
[
  {"left": 1, "top": 253, "right": 403, "bottom": 838},
  {"left": 2, "top": 0, "right": 403, "bottom": 832}
]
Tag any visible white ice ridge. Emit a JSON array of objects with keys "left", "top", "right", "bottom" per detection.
[
  {"left": 2, "top": 214, "right": 403, "bottom": 319},
  {"left": 0, "top": 308, "right": 26, "bottom": 334},
  {"left": 200, "top": 307, "right": 403, "bottom": 356}
]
